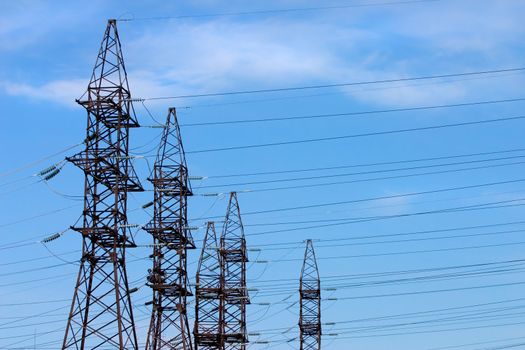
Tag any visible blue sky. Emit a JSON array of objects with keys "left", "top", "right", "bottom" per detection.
[{"left": 2, "top": 0, "right": 525, "bottom": 349}]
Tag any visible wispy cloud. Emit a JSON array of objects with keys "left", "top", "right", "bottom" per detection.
[
  {"left": 0, "top": 1, "right": 98, "bottom": 52},
  {"left": 1, "top": 1, "right": 524, "bottom": 108},
  {"left": 392, "top": 0, "right": 525, "bottom": 55},
  {"left": 1, "top": 79, "right": 86, "bottom": 107},
  {"left": 125, "top": 19, "right": 362, "bottom": 93}
]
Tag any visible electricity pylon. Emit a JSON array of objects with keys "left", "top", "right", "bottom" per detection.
[
  {"left": 194, "top": 222, "right": 222, "bottom": 350},
  {"left": 63, "top": 19, "right": 143, "bottom": 350},
  {"left": 299, "top": 240, "right": 321, "bottom": 350},
  {"left": 220, "top": 192, "right": 249, "bottom": 350},
  {"left": 144, "top": 107, "right": 195, "bottom": 350}
]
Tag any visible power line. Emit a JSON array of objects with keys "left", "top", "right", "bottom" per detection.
[
  {"left": 232, "top": 161, "right": 525, "bottom": 193},
  {"left": 189, "top": 197, "right": 525, "bottom": 241},
  {"left": 0, "top": 251, "right": 78, "bottom": 267},
  {"left": 199, "top": 178, "right": 525, "bottom": 219},
  {"left": 254, "top": 319, "right": 525, "bottom": 342},
  {"left": 254, "top": 228, "right": 525, "bottom": 251},
  {"left": 0, "top": 204, "right": 79, "bottom": 228},
  {"left": 254, "top": 297, "right": 525, "bottom": 333},
  {"left": 333, "top": 280, "right": 525, "bottom": 300},
  {"left": 205, "top": 147, "right": 525, "bottom": 178},
  {"left": 140, "top": 67, "right": 525, "bottom": 100},
  {"left": 256, "top": 265, "right": 525, "bottom": 293},
  {"left": 325, "top": 308, "right": 525, "bottom": 332},
  {"left": 328, "top": 316, "right": 525, "bottom": 338},
  {"left": 180, "top": 97, "right": 525, "bottom": 127},
  {"left": 334, "top": 298, "right": 525, "bottom": 325},
  {"left": 316, "top": 320, "right": 525, "bottom": 340},
  {"left": 197, "top": 187, "right": 525, "bottom": 227},
  {"left": 119, "top": 0, "right": 443, "bottom": 22},
  {"left": 261, "top": 240, "right": 525, "bottom": 263},
  {"left": 0, "top": 272, "right": 76, "bottom": 288},
  {"left": 0, "top": 262, "right": 75, "bottom": 278},
  {"left": 0, "top": 299, "right": 69, "bottom": 307},
  {"left": 425, "top": 335, "right": 525, "bottom": 350},
  {"left": 247, "top": 218, "right": 525, "bottom": 240},
  {"left": 4, "top": 222, "right": 525, "bottom": 296},
  {"left": 186, "top": 115, "right": 525, "bottom": 154},
  {"left": 199, "top": 155, "right": 525, "bottom": 188},
  {"left": 250, "top": 281, "right": 525, "bottom": 301},
  {"left": 329, "top": 314, "right": 525, "bottom": 338},
  {"left": 0, "top": 143, "right": 81, "bottom": 178},
  {"left": 251, "top": 259, "right": 525, "bottom": 285},
  {"left": 179, "top": 70, "right": 524, "bottom": 110},
  {"left": 244, "top": 198, "right": 525, "bottom": 237}
]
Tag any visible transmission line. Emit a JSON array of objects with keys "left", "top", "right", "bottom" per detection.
[
  {"left": 187, "top": 115, "right": 525, "bottom": 154},
  {"left": 119, "top": 0, "right": 443, "bottom": 22},
  {"left": 199, "top": 156, "right": 525, "bottom": 189},
  {"left": 180, "top": 97, "right": 525, "bottom": 127},
  {"left": 204, "top": 147, "right": 525, "bottom": 178},
  {"left": 139, "top": 67, "right": 525, "bottom": 100}
]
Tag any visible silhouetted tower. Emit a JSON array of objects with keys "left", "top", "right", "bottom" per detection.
[
  {"left": 220, "top": 192, "right": 249, "bottom": 350},
  {"left": 63, "top": 19, "right": 143, "bottom": 350},
  {"left": 194, "top": 222, "right": 222, "bottom": 350},
  {"left": 299, "top": 240, "right": 321, "bottom": 350},
  {"left": 144, "top": 107, "right": 195, "bottom": 350}
]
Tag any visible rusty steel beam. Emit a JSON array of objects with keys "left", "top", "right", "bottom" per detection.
[
  {"left": 299, "top": 240, "right": 321, "bottom": 350},
  {"left": 144, "top": 107, "right": 195, "bottom": 350},
  {"left": 194, "top": 222, "right": 222, "bottom": 350},
  {"left": 220, "top": 192, "right": 249, "bottom": 350},
  {"left": 62, "top": 19, "right": 143, "bottom": 350}
]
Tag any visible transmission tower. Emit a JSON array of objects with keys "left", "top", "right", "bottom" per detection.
[
  {"left": 194, "top": 222, "right": 222, "bottom": 350},
  {"left": 62, "top": 19, "right": 143, "bottom": 350},
  {"left": 299, "top": 240, "right": 321, "bottom": 350},
  {"left": 144, "top": 107, "right": 195, "bottom": 350},
  {"left": 220, "top": 192, "right": 249, "bottom": 350}
]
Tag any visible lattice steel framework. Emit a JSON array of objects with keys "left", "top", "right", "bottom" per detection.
[
  {"left": 144, "top": 107, "right": 195, "bottom": 350},
  {"left": 194, "top": 222, "right": 222, "bottom": 350},
  {"left": 220, "top": 192, "right": 249, "bottom": 350},
  {"left": 299, "top": 240, "right": 321, "bottom": 350},
  {"left": 63, "top": 19, "right": 143, "bottom": 350}
]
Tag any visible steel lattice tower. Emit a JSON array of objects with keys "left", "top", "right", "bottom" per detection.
[
  {"left": 144, "top": 107, "right": 195, "bottom": 350},
  {"left": 63, "top": 19, "right": 143, "bottom": 350},
  {"left": 299, "top": 240, "right": 321, "bottom": 350},
  {"left": 194, "top": 222, "right": 222, "bottom": 350},
  {"left": 220, "top": 192, "right": 249, "bottom": 350}
]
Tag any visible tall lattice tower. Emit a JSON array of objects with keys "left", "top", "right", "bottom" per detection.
[
  {"left": 144, "top": 107, "right": 195, "bottom": 350},
  {"left": 194, "top": 222, "right": 222, "bottom": 349},
  {"left": 220, "top": 192, "right": 249, "bottom": 350},
  {"left": 299, "top": 240, "right": 321, "bottom": 350},
  {"left": 62, "top": 19, "right": 143, "bottom": 350}
]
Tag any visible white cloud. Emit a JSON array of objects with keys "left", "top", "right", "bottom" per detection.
[
  {"left": 2, "top": 0, "right": 524, "bottom": 108},
  {"left": 0, "top": 1, "right": 97, "bottom": 52},
  {"left": 391, "top": 0, "right": 525, "bottom": 54},
  {"left": 125, "top": 19, "right": 364, "bottom": 93},
  {"left": 1, "top": 79, "right": 86, "bottom": 107}
]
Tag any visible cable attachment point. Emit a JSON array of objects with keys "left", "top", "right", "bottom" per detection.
[
  {"left": 84, "top": 133, "right": 98, "bottom": 144},
  {"left": 41, "top": 228, "right": 69, "bottom": 244}
]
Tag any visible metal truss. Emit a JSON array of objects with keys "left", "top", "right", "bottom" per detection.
[
  {"left": 62, "top": 19, "right": 143, "bottom": 350},
  {"left": 220, "top": 192, "right": 249, "bottom": 350},
  {"left": 194, "top": 222, "right": 222, "bottom": 350},
  {"left": 144, "top": 108, "right": 195, "bottom": 350},
  {"left": 299, "top": 240, "right": 321, "bottom": 350}
]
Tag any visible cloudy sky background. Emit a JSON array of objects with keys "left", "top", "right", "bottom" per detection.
[{"left": 1, "top": 0, "right": 525, "bottom": 349}]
